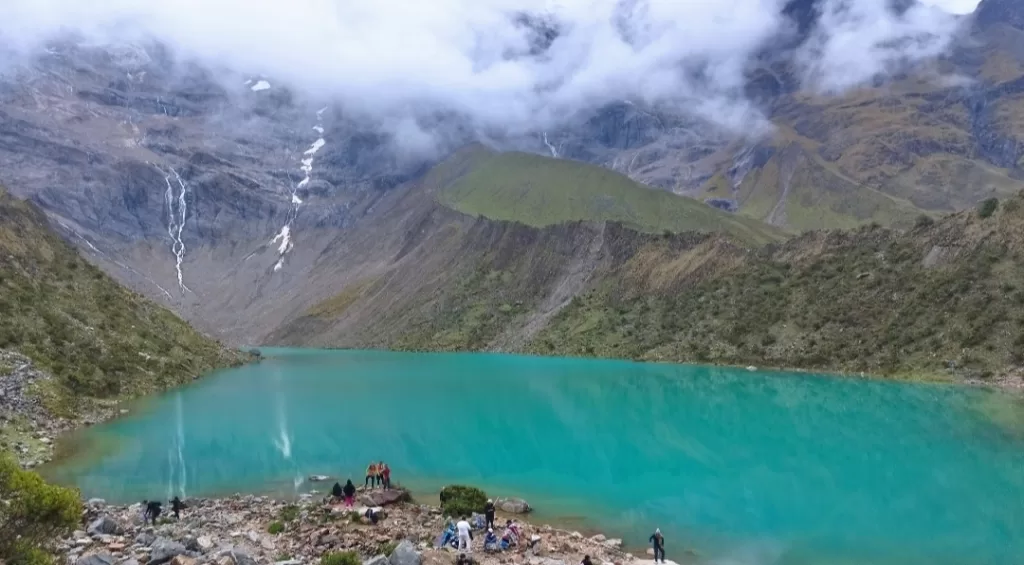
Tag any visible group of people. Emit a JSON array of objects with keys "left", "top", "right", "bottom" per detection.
[
  {"left": 140, "top": 496, "right": 187, "bottom": 525},
  {"left": 364, "top": 461, "right": 392, "bottom": 490},
  {"left": 441, "top": 505, "right": 525, "bottom": 555},
  {"left": 331, "top": 479, "right": 359, "bottom": 507}
]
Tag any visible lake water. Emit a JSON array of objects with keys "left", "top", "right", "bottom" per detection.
[{"left": 45, "top": 349, "right": 1024, "bottom": 565}]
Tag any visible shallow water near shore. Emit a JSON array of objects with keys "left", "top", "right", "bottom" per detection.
[{"left": 45, "top": 349, "right": 1024, "bottom": 565}]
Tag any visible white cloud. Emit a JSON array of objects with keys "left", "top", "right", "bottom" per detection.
[
  {"left": 921, "top": 0, "right": 980, "bottom": 14},
  {"left": 0, "top": 0, "right": 970, "bottom": 137}
]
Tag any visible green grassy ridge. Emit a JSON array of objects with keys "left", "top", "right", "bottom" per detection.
[
  {"left": 0, "top": 188, "right": 245, "bottom": 413},
  {"left": 528, "top": 197, "right": 1024, "bottom": 381},
  {"left": 432, "top": 147, "right": 787, "bottom": 246}
]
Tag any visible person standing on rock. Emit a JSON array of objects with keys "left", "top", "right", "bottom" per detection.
[
  {"left": 456, "top": 515, "right": 473, "bottom": 553},
  {"left": 484, "top": 499, "right": 495, "bottom": 530},
  {"left": 171, "top": 496, "right": 187, "bottom": 520},
  {"left": 145, "top": 500, "right": 162, "bottom": 525},
  {"left": 365, "top": 462, "right": 377, "bottom": 489},
  {"left": 343, "top": 479, "right": 357, "bottom": 508},
  {"left": 649, "top": 528, "right": 666, "bottom": 564},
  {"left": 380, "top": 462, "right": 391, "bottom": 490}
]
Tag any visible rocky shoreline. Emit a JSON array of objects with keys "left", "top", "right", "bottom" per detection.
[
  {"left": 64, "top": 489, "right": 670, "bottom": 565},
  {"left": 0, "top": 349, "right": 124, "bottom": 468}
]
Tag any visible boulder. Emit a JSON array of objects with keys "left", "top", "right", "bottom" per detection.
[
  {"left": 169, "top": 557, "right": 198, "bottom": 565},
  {"left": 196, "top": 537, "right": 215, "bottom": 552},
  {"left": 182, "top": 537, "right": 200, "bottom": 552},
  {"left": 495, "top": 497, "right": 532, "bottom": 514},
  {"left": 88, "top": 517, "right": 123, "bottom": 536},
  {"left": 119, "top": 560, "right": 140, "bottom": 565},
  {"left": 149, "top": 538, "right": 187, "bottom": 565},
  {"left": 76, "top": 553, "right": 115, "bottom": 565},
  {"left": 230, "top": 549, "right": 258, "bottom": 565},
  {"left": 388, "top": 540, "right": 421, "bottom": 565},
  {"left": 358, "top": 488, "right": 409, "bottom": 507},
  {"left": 135, "top": 533, "right": 157, "bottom": 546},
  {"left": 364, "top": 556, "right": 389, "bottom": 565},
  {"left": 87, "top": 498, "right": 107, "bottom": 509}
]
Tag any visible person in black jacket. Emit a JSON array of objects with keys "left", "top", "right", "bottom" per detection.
[
  {"left": 484, "top": 499, "right": 495, "bottom": 529},
  {"left": 170, "top": 496, "right": 187, "bottom": 520},
  {"left": 649, "top": 528, "right": 665, "bottom": 563},
  {"left": 343, "top": 479, "right": 357, "bottom": 508},
  {"left": 145, "top": 500, "right": 163, "bottom": 524},
  {"left": 332, "top": 482, "right": 344, "bottom": 499}
]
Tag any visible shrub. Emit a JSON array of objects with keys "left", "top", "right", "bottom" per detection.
[
  {"left": 278, "top": 505, "right": 299, "bottom": 522},
  {"left": 376, "top": 541, "right": 398, "bottom": 557},
  {"left": 914, "top": 214, "right": 934, "bottom": 228},
  {"left": 0, "top": 455, "right": 81, "bottom": 564},
  {"left": 439, "top": 485, "right": 487, "bottom": 517},
  {"left": 267, "top": 521, "right": 284, "bottom": 535},
  {"left": 321, "top": 551, "right": 360, "bottom": 565},
  {"left": 977, "top": 198, "right": 999, "bottom": 219}
]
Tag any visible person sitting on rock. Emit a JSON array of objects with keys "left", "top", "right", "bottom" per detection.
[
  {"left": 145, "top": 500, "right": 162, "bottom": 525},
  {"left": 343, "top": 479, "right": 357, "bottom": 508},
  {"left": 580, "top": 555, "right": 594, "bottom": 565},
  {"left": 331, "top": 481, "right": 344, "bottom": 500},
  {"left": 170, "top": 496, "right": 187, "bottom": 520},
  {"left": 502, "top": 519, "right": 518, "bottom": 546},
  {"left": 483, "top": 528, "right": 499, "bottom": 552},
  {"left": 365, "top": 462, "right": 377, "bottom": 489},
  {"left": 484, "top": 499, "right": 495, "bottom": 530},
  {"left": 456, "top": 553, "right": 472, "bottom": 565}
]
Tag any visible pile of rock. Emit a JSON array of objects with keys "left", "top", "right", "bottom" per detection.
[{"left": 64, "top": 491, "right": 636, "bottom": 565}]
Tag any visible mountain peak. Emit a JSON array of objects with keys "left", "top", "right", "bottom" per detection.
[{"left": 975, "top": 0, "right": 1024, "bottom": 29}]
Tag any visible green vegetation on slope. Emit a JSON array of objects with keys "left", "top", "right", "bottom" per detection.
[
  {"left": 0, "top": 454, "right": 80, "bottom": 565},
  {"left": 529, "top": 196, "right": 1024, "bottom": 381},
  {"left": 0, "top": 188, "right": 244, "bottom": 411},
  {"left": 432, "top": 146, "right": 785, "bottom": 246}
]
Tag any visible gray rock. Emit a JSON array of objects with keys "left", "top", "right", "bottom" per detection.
[
  {"left": 119, "top": 560, "right": 140, "bottom": 565},
  {"left": 364, "top": 556, "right": 389, "bottom": 565},
  {"left": 88, "top": 517, "right": 123, "bottom": 536},
  {"left": 135, "top": 532, "right": 156, "bottom": 546},
  {"left": 495, "top": 497, "right": 532, "bottom": 514},
  {"left": 76, "top": 553, "right": 115, "bottom": 565},
  {"left": 230, "top": 550, "right": 258, "bottom": 565},
  {"left": 87, "top": 498, "right": 107, "bottom": 508},
  {"left": 182, "top": 536, "right": 200, "bottom": 552},
  {"left": 149, "top": 538, "right": 187, "bottom": 565},
  {"left": 196, "top": 536, "right": 215, "bottom": 552},
  {"left": 388, "top": 541, "right": 420, "bottom": 565}
]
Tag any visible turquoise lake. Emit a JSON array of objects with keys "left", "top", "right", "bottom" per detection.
[{"left": 45, "top": 349, "right": 1024, "bottom": 565}]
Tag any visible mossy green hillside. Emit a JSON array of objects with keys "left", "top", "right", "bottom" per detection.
[
  {"left": 0, "top": 188, "right": 245, "bottom": 412},
  {"left": 432, "top": 147, "right": 786, "bottom": 246}
]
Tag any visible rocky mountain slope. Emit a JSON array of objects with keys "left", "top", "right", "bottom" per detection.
[{"left": 0, "top": 1, "right": 1023, "bottom": 378}]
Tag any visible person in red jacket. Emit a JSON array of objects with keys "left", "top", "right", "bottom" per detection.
[{"left": 380, "top": 461, "right": 392, "bottom": 490}]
